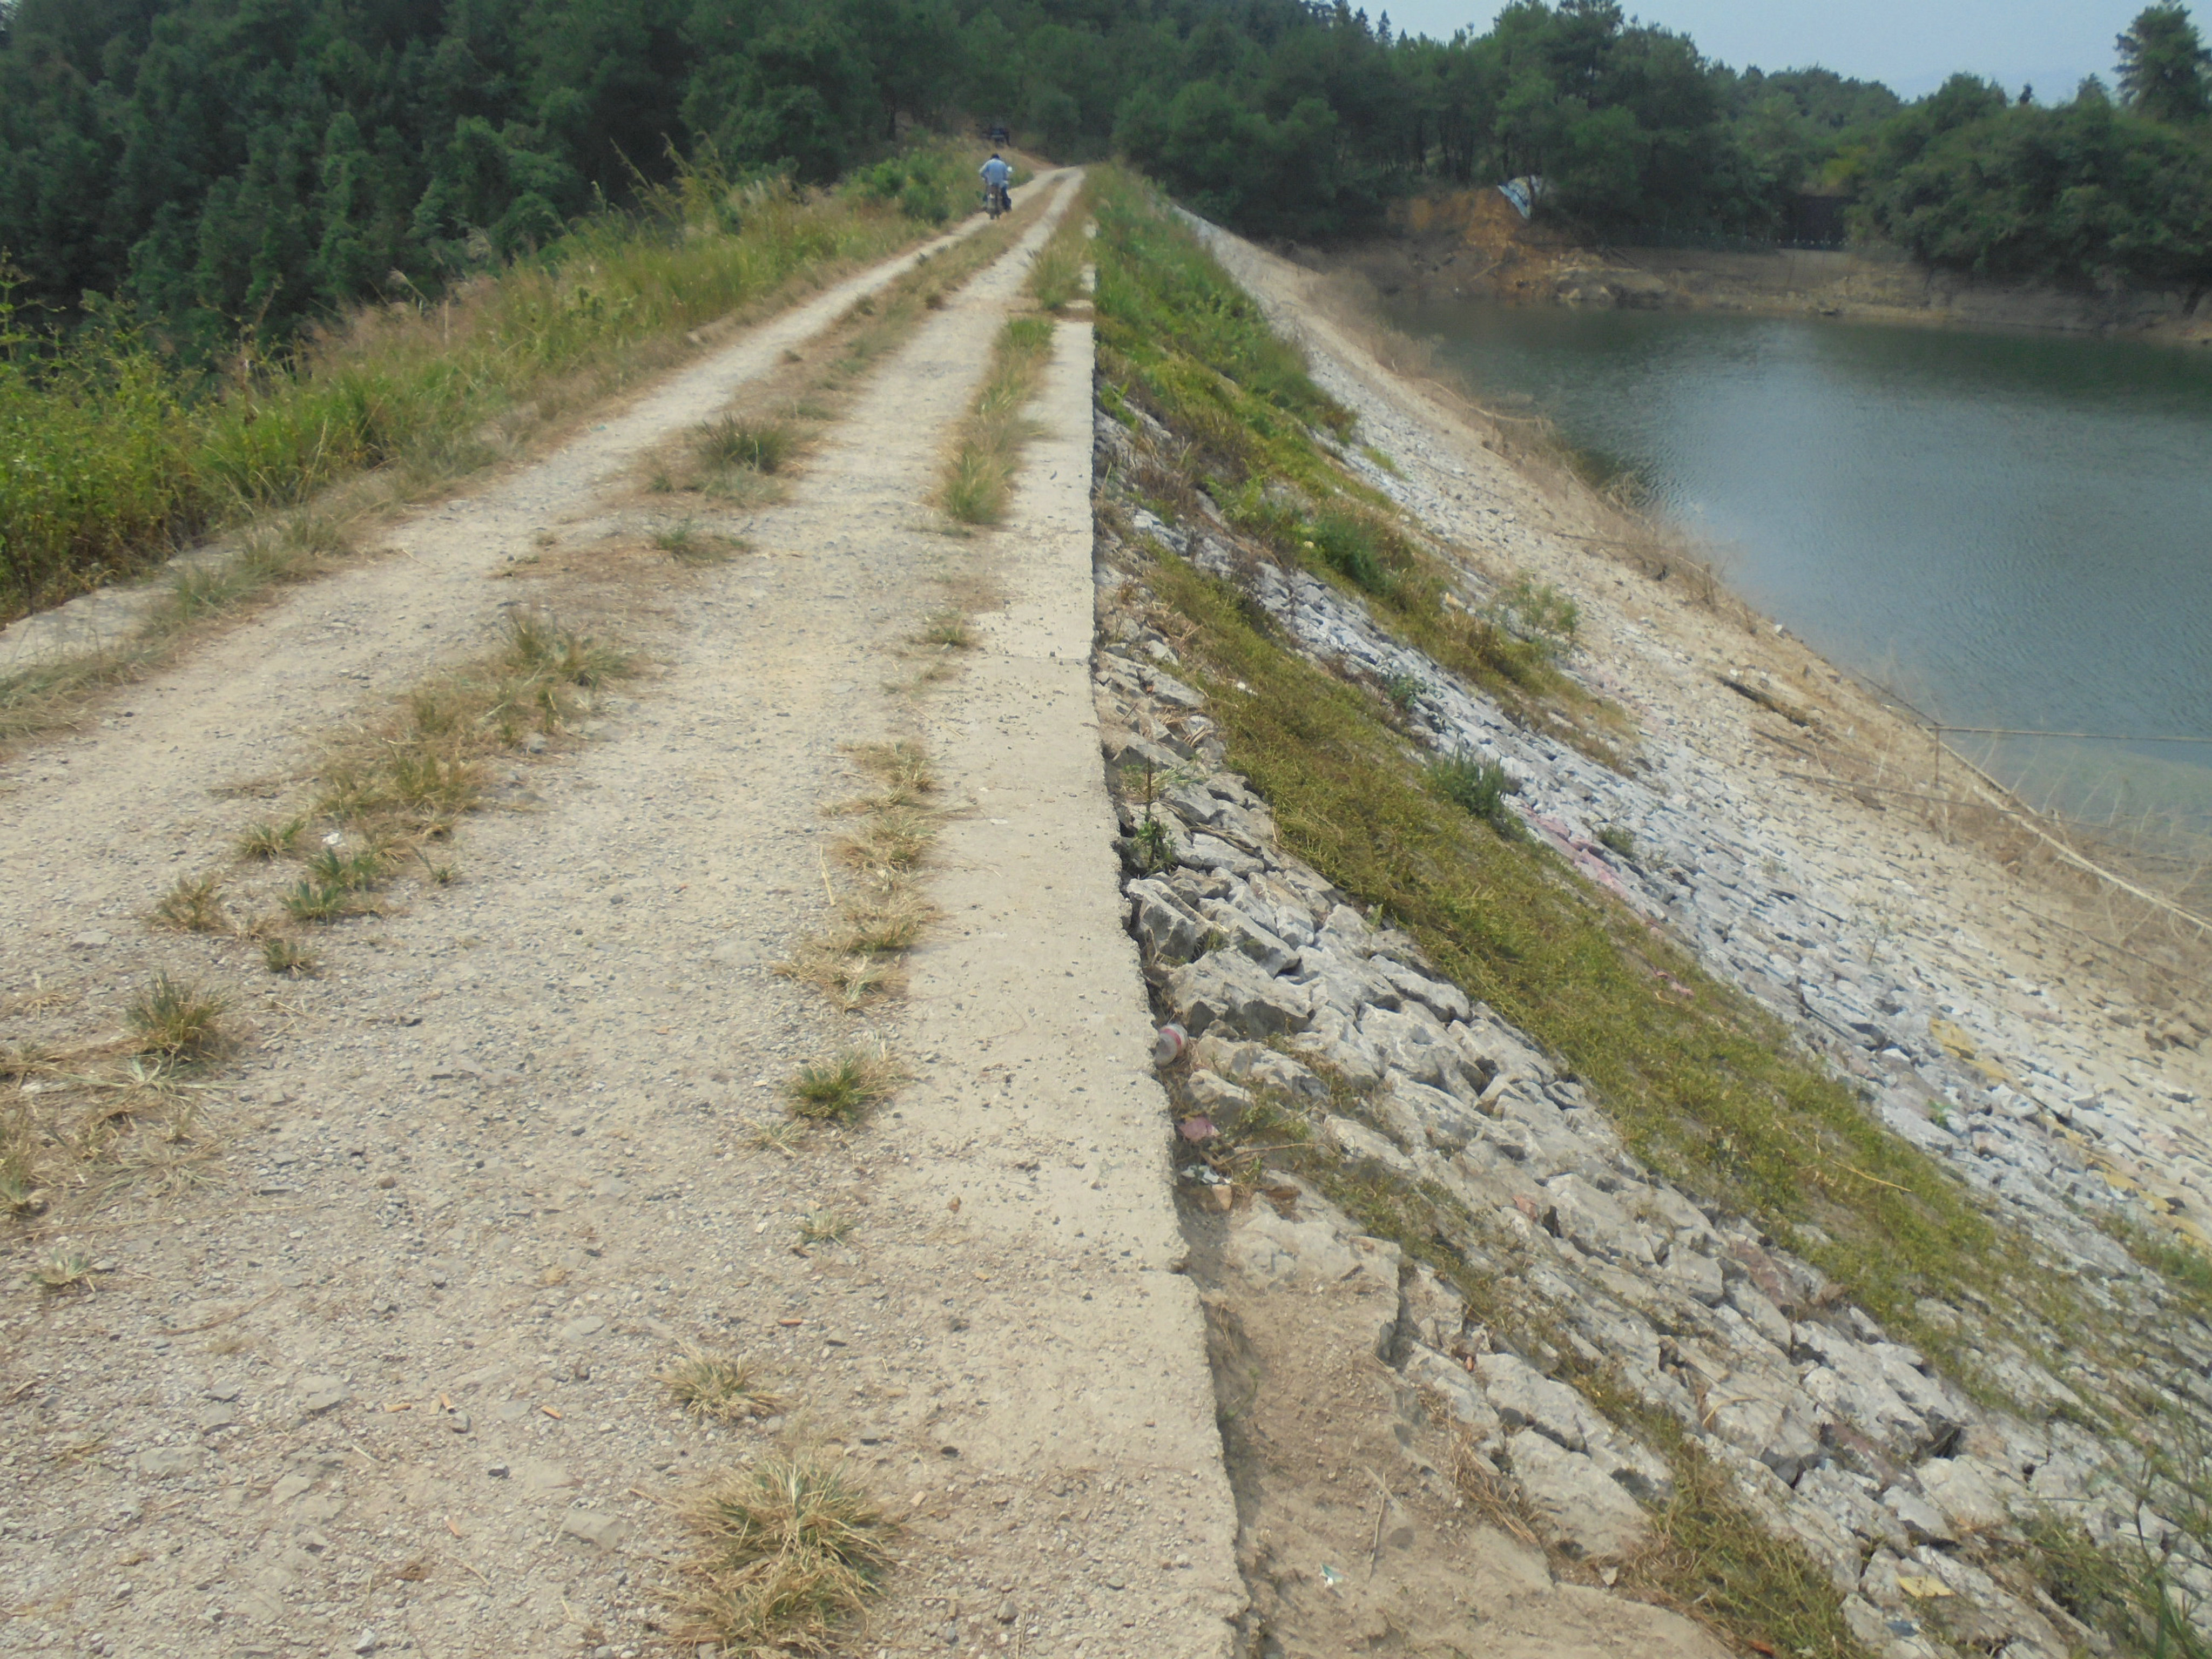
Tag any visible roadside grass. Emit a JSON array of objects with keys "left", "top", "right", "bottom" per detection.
[
  {"left": 678, "top": 1456, "right": 895, "bottom": 1655},
  {"left": 1027, "top": 207, "right": 1091, "bottom": 314},
  {"left": 1088, "top": 165, "right": 1623, "bottom": 759},
  {"left": 0, "top": 510, "right": 356, "bottom": 745},
  {"left": 0, "top": 147, "right": 981, "bottom": 626},
  {"left": 661, "top": 1350, "right": 785, "bottom": 1423}
]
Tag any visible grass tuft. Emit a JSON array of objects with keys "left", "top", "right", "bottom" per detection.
[
  {"left": 653, "top": 520, "right": 739, "bottom": 565},
  {"left": 126, "top": 974, "right": 229, "bottom": 1060},
  {"left": 662, "top": 1350, "right": 785, "bottom": 1423},
  {"left": 262, "top": 936, "right": 319, "bottom": 976},
  {"left": 798, "top": 1210, "right": 855, "bottom": 1246},
  {"left": 237, "top": 817, "right": 306, "bottom": 860},
  {"left": 915, "top": 610, "right": 975, "bottom": 650},
  {"left": 775, "top": 945, "right": 902, "bottom": 1011},
  {"left": 34, "top": 1249, "right": 97, "bottom": 1296},
  {"left": 152, "top": 874, "right": 228, "bottom": 933},
  {"left": 834, "top": 808, "right": 934, "bottom": 874},
  {"left": 697, "top": 415, "right": 795, "bottom": 474},
  {"left": 282, "top": 879, "right": 356, "bottom": 923},
  {"left": 785, "top": 1048, "right": 907, "bottom": 1123},
  {"left": 845, "top": 738, "right": 937, "bottom": 804},
  {"left": 824, "top": 884, "right": 935, "bottom": 955},
  {"left": 679, "top": 1456, "right": 895, "bottom": 1654},
  {"left": 501, "top": 611, "right": 631, "bottom": 689}
]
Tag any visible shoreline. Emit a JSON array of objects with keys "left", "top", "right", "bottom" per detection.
[{"left": 1315, "top": 190, "right": 2212, "bottom": 348}]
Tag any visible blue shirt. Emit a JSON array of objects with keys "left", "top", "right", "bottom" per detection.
[{"left": 981, "top": 158, "right": 1011, "bottom": 187}]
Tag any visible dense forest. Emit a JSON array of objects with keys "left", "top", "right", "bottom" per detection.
[{"left": 2, "top": 0, "right": 2208, "bottom": 349}]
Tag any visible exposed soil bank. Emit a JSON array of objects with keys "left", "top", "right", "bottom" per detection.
[{"left": 1323, "top": 188, "right": 2212, "bottom": 345}]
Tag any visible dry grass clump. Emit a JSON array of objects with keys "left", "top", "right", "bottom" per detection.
[
  {"left": 2, "top": 1097, "right": 47, "bottom": 1217},
  {"left": 126, "top": 974, "right": 229, "bottom": 1060},
  {"left": 662, "top": 1350, "right": 785, "bottom": 1423},
  {"left": 822, "top": 882, "right": 935, "bottom": 956},
  {"left": 834, "top": 808, "right": 935, "bottom": 875},
  {"left": 844, "top": 738, "right": 937, "bottom": 805},
  {"left": 798, "top": 1210, "right": 855, "bottom": 1246},
  {"left": 913, "top": 610, "right": 975, "bottom": 650},
  {"left": 679, "top": 1456, "right": 895, "bottom": 1655},
  {"left": 310, "top": 610, "right": 631, "bottom": 855},
  {"left": 785, "top": 1047, "right": 908, "bottom": 1123},
  {"left": 775, "top": 944, "right": 903, "bottom": 1011}
]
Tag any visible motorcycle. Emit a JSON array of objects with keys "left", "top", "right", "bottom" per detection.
[{"left": 983, "top": 180, "right": 1010, "bottom": 219}]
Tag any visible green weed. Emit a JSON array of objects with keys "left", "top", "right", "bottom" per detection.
[
  {"left": 696, "top": 416, "right": 794, "bottom": 474},
  {"left": 261, "top": 936, "right": 319, "bottom": 976},
  {"left": 237, "top": 817, "right": 306, "bottom": 860},
  {"left": 1426, "top": 751, "right": 1521, "bottom": 837},
  {"left": 785, "top": 1049, "right": 906, "bottom": 1123}
]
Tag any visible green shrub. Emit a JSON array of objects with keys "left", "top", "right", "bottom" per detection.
[{"left": 1427, "top": 751, "right": 1521, "bottom": 834}]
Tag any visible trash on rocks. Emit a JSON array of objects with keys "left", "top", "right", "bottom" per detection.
[
  {"left": 1152, "top": 1023, "right": 1188, "bottom": 1067},
  {"left": 1178, "top": 1116, "right": 1217, "bottom": 1141}
]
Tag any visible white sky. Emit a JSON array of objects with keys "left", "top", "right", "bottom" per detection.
[{"left": 1377, "top": 0, "right": 2141, "bottom": 99}]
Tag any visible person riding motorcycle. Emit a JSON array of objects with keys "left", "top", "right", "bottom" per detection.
[{"left": 980, "top": 152, "right": 1012, "bottom": 216}]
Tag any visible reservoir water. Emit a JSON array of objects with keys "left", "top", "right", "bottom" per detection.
[{"left": 1385, "top": 296, "right": 2212, "bottom": 840}]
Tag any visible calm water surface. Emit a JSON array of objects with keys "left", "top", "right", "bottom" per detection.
[{"left": 1386, "top": 297, "right": 2212, "bottom": 830}]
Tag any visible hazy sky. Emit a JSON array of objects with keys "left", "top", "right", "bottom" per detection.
[{"left": 1377, "top": 0, "right": 2140, "bottom": 99}]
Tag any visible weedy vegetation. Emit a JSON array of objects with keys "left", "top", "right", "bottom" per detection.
[
  {"left": 941, "top": 314, "right": 1058, "bottom": 525},
  {"left": 261, "top": 936, "right": 319, "bottom": 976},
  {"left": 1089, "top": 165, "right": 1621, "bottom": 760},
  {"left": 34, "top": 1248, "right": 98, "bottom": 1295}
]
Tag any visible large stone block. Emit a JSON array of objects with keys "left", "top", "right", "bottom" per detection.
[{"left": 1163, "top": 950, "right": 1312, "bottom": 1039}]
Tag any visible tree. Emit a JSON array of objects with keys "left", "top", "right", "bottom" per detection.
[{"left": 2116, "top": 2, "right": 2210, "bottom": 124}]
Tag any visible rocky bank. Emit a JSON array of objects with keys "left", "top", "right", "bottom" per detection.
[{"left": 1087, "top": 219, "right": 2212, "bottom": 1658}]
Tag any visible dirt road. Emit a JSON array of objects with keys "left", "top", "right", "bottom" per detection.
[{"left": 2, "top": 171, "right": 1243, "bottom": 1659}]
